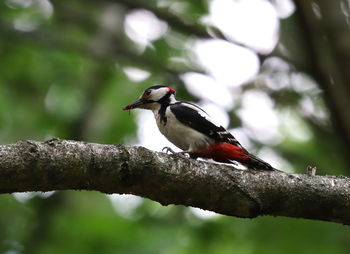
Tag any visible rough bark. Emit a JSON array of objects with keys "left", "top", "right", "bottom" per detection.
[{"left": 0, "top": 139, "right": 349, "bottom": 225}]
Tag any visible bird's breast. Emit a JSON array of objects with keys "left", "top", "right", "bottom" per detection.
[{"left": 153, "top": 107, "right": 212, "bottom": 151}]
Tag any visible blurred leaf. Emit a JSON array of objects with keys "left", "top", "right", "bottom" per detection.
[{"left": 1, "top": 0, "right": 350, "bottom": 253}]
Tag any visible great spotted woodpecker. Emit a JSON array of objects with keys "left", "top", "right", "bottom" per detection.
[{"left": 123, "top": 85, "right": 277, "bottom": 171}]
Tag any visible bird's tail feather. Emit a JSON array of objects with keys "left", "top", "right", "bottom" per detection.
[
  {"left": 245, "top": 153, "right": 280, "bottom": 171},
  {"left": 199, "top": 142, "right": 282, "bottom": 172}
]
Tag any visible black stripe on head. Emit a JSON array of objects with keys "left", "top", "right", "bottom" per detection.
[{"left": 147, "top": 85, "right": 176, "bottom": 95}]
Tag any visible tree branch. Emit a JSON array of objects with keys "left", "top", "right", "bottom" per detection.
[{"left": 1, "top": 139, "right": 349, "bottom": 225}]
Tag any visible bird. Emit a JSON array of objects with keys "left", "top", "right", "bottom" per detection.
[{"left": 123, "top": 85, "right": 278, "bottom": 171}]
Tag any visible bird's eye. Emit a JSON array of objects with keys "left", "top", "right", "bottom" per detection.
[{"left": 144, "top": 90, "right": 151, "bottom": 96}]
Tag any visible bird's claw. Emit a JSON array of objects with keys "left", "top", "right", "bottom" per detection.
[
  {"left": 162, "top": 147, "right": 189, "bottom": 159},
  {"left": 162, "top": 146, "right": 176, "bottom": 154}
]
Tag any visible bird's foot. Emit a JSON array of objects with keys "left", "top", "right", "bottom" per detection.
[
  {"left": 162, "top": 147, "right": 189, "bottom": 159},
  {"left": 162, "top": 146, "right": 176, "bottom": 154}
]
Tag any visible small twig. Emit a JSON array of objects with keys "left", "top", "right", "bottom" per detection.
[{"left": 307, "top": 165, "right": 317, "bottom": 176}]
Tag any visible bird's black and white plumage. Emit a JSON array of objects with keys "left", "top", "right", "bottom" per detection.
[{"left": 123, "top": 85, "right": 276, "bottom": 171}]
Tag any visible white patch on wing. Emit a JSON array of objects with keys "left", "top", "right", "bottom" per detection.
[
  {"left": 198, "top": 110, "right": 210, "bottom": 120},
  {"left": 181, "top": 102, "right": 220, "bottom": 128}
]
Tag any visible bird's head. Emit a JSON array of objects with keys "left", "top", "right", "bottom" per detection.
[{"left": 123, "top": 85, "right": 176, "bottom": 111}]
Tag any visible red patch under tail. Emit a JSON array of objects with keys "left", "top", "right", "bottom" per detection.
[
  {"left": 197, "top": 142, "right": 249, "bottom": 164},
  {"left": 197, "top": 142, "right": 275, "bottom": 171}
]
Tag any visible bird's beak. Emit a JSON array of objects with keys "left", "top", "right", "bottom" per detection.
[{"left": 123, "top": 99, "right": 145, "bottom": 110}]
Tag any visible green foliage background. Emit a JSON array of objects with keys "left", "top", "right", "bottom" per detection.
[{"left": 1, "top": 0, "right": 350, "bottom": 253}]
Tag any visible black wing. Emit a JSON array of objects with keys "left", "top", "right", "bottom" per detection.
[{"left": 170, "top": 102, "right": 243, "bottom": 148}]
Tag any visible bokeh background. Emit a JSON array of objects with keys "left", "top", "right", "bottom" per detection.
[{"left": 1, "top": 0, "right": 350, "bottom": 253}]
